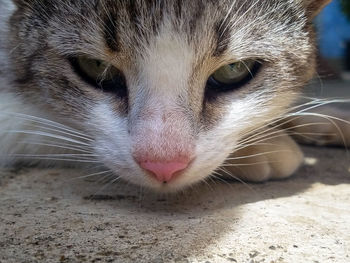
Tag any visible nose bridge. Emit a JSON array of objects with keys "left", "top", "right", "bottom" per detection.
[
  {"left": 132, "top": 99, "right": 191, "bottom": 138},
  {"left": 130, "top": 97, "right": 195, "bottom": 161},
  {"left": 132, "top": 102, "right": 194, "bottom": 183},
  {"left": 127, "top": 50, "right": 191, "bottom": 123},
  {"left": 128, "top": 45, "right": 193, "bottom": 144},
  {"left": 128, "top": 28, "right": 196, "bottom": 172}
]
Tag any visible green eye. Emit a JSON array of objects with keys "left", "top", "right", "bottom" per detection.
[
  {"left": 76, "top": 57, "right": 120, "bottom": 82},
  {"left": 70, "top": 56, "right": 127, "bottom": 97},
  {"left": 211, "top": 60, "right": 256, "bottom": 85}
]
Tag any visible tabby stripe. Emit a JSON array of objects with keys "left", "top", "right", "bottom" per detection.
[
  {"left": 213, "top": 19, "right": 230, "bottom": 57},
  {"left": 104, "top": 13, "right": 119, "bottom": 52}
]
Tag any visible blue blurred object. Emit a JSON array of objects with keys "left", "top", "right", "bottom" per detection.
[{"left": 316, "top": 0, "right": 350, "bottom": 58}]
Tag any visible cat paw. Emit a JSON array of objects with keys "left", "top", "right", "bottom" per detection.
[{"left": 221, "top": 131, "right": 303, "bottom": 182}]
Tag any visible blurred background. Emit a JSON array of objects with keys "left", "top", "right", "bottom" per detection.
[{"left": 310, "top": 0, "right": 350, "bottom": 100}]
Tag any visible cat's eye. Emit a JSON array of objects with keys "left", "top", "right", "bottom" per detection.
[
  {"left": 207, "top": 60, "right": 260, "bottom": 93},
  {"left": 212, "top": 60, "right": 255, "bottom": 84},
  {"left": 76, "top": 57, "right": 119, "bottom": 81},
  {"left": 69, "top": 57, "right": 127, "bottom": 97}
]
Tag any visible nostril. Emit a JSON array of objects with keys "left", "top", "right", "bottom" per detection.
[{"left": 139, "top": 160, "right": 190, "bottom": 183}]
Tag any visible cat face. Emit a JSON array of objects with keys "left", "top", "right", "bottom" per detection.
[{"left": 8, "top": 0, "right": 329, "bottom": 192}]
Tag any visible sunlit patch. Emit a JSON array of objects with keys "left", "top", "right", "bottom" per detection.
[{"left": 304, "top": 157, "right": 318, "bottom": 166}]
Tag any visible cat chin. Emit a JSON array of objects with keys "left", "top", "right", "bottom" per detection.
[{"left": 120, "top": 169, "right": 214, "bottom": 193}]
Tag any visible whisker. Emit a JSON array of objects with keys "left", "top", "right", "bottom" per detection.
[
  {"left": 234, "top": 122, "right": 329, "bottom": 153},
  {"left": 200, "top": 176, "right": 216, "bottom": 192},
  {"left": 225, "top": 149, "right": 294, "bottom": 161},
  {"left": 9, "top": 124, "right": 93, "bottom": 144},
  {"left": 2, "top": 112, "right": 93, "bottom": 141},
  {"left": 6, "top": 130, "right": 90, "bottom": 146},
  {"left": 95, "top": 173, "right": 116, "bottom": 185},
  {"left": 289, "top": 111, "right": 349, "bottom": 151},
  {"left": 68, "top": 170, "right": 113, "bottom": 181},
  {"left": 92, "top": 175, "right": 122, "bottom": 197},
  {"left": 216, "top": 167, "right": 258, "bottom": 194},
  {"left": 9, "top": 153, "right": 100, "bottom": 158},
  {"left": 222, "top": 161, "right": 284, "bottom": 167},
  {"left": 287, "top": 112, "right": 350, "bottom": 126},
  {"left": 4, "top": 156, "right": 101, "bottom": 163},
  {"left": 233, "top": 98, "right": 350, "bottom": 146},
  {"left": 16, "top": 141, "right": 94, "bottom": 154}
]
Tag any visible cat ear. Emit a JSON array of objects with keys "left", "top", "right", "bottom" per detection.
[{"left": 303, "top": 0, "right": 332, "bottom": 19}]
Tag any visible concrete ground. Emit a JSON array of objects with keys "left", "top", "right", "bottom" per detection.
[
  {"left": 0, "top": 80, "right": 350, "bottom": 263},
  {"left": 0, "top": 146, "right": 349, "bottom": 263}
]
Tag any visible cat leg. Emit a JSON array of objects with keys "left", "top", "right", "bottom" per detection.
[
  {"left": 222, "top": 130, "right": 304, "bottom": 182},
  {"left": 285, "top": 106, "right": 350, "bottom": 147}
]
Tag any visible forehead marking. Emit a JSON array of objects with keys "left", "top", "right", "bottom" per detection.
[
  {"left": 140, "top": 25, "right": 194, "bottom": 99},
  {"left": 103, "top": 10, "right": 120, "bottom": 52},
  {"left": 213, "top": 19, "right": 231, "bottom": 57}
]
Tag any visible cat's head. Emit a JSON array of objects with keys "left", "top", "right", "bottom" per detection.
[{"left": 8, "top": 0, "right": 330, "bottom": 192}]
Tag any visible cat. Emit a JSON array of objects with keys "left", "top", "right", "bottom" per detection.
[{"left": 0, "top": 0, "right": 348, "bottom": 192}]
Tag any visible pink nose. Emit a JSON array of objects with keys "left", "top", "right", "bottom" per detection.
[{"left": 139, "top": 160, "right": 189, "bottom": 183}]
